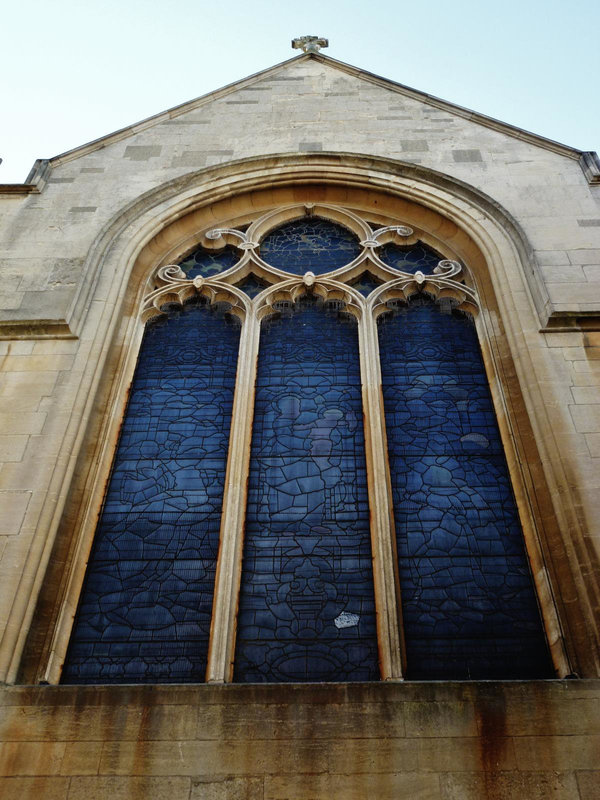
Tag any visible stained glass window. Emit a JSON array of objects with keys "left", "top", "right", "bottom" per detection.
[
  {"left": 379, "top": 242, "right": 442, "bottom": 274},
  {"left": 63, "top": 207, "right": 553, "bottom": 686},
  {"left": 349, "top": 272, "right": 383, "bottom": 297},
  {"left": 234, "top": 301, "right": 379, "bottom": 682},
  {"left": 378, "top": 300, "right": 552, "bottom": 679},
  {"left": 259, "top": 218, "right": 361, "bottom": 274},
  {"left": 62, "top": 301, "right": 240, "bottom": 683},
  {"left": 234, "top": 274, "right": 270, "bottom": 298},
  {"left": 179, "top": 244, "right": 240, "bottom": 278}
]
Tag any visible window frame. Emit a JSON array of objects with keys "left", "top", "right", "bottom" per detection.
[{"left": 32, "top": 199, "right": 570, "bottom": 685}]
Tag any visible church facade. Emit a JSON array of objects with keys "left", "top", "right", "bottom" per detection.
[{"left": 0, "top": 43, "right": 600, "bottom": 798}]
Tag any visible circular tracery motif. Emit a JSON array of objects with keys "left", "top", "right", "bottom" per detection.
[
  {"left": 258, "top": 218, "right": 362, "bottom": 274},
  {"left": 143, "top": 204, "right": 473, "bottom": 322}
]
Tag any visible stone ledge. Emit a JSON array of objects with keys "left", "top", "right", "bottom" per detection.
[
  {"left": 0, "top": 321, "right": 76, "bottom": 340},
  {"left": 1, "top": 678, "right": 598, "bottom": 706}
]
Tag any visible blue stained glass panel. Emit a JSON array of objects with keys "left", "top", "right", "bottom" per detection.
[
  {"left": 259, "top": 218, "right": 361, "bottom": 274},
  {"left": 378, "top": 301, "right": 552, "bottom": 679},
  {"left": 349, "top": 272, "right": 383, "bottom": 297},
  {"left": 62, "top": 301, "right": 240, "bottom": 684},
  {"left": 379, "top": 242, "right": 442, "bottom": 274},
  {"left": 234, "top": 302, "right": 379, "bottom": 682},
  {"left": 179, "top": 245, "right": 240, "bottom": 278},
  {"left": 234, "top": 274, "right": 270, "bottom": 298}
]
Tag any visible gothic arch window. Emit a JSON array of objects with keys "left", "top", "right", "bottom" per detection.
[
  {"left": 63, "top": 300, "right": 241, "bottom": 683},
  {"left": 61, "top": 203, "right": 554, "bottom": 684}
]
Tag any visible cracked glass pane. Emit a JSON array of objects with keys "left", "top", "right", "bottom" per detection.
[
  {"left": 259, "top": 218, "right": 361, "bottom": 274},
  {"left": 62, "top": 301, "right": 240, "bottom": 684},
  {"left": 379, "top": 242, "right": 442, "bottom": 274},
  {"left": 179, "top": 245, "right": 240, "bottom": 278}
]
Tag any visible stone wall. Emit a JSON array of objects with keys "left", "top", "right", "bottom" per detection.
[{"left": 1, "top": 681, "right": 599, "bottom": 799}]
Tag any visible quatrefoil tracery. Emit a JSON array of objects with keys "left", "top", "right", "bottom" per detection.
[{"left": 142, "top": 203, "right": 479, "bottom": 322}]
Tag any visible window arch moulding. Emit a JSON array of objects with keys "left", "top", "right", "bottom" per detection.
[
  {"left": 15, "top": 173, "right": 592, "bottom": 687},
  {"left": 25, "top": 197, "right": 570, "bottom": 686}
]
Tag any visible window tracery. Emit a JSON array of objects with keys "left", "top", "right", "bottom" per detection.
[{"left": 62, "top": 203, "right": 553, "bottom": 684}]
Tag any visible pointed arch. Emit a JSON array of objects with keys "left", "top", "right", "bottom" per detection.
[{"left": 12, "top": 154, "right": 593, "bottom": 686}]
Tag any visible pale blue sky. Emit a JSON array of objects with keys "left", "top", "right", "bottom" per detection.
[{"left": 1, "top": 0, "right": 598, "bottom": 182}]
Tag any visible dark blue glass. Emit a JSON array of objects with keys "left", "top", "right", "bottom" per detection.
[
  {"left": 379, "top": 242, "right": 442, "bottom": 274},
  {"left": 259, "top": 218, "right": 361, "bottom": 274},
  {"left": 234, "top": 274, "right": 269, "bottom": 298},
  {"left": 62, "top": 301, "right": 240, "bottom": 684},
  {"left": 378, "top": 301, "right": 552, "bottom": 679},
  {"left": 235, "top": 302, "right": 379, "bottom": 682},
  {"left": 349, "top": 272, "right": 382, "bottom": 297},
  {"left": 179, "top": 245, "right": 240, "bottom": 278}
]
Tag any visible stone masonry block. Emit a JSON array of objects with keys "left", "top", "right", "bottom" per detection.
[
  {"left": 48, "top": 259, "right": 84, "bottom": 286},
  {"left": 536, "top": 251, "right": 569, "bottom": 266},
  {"left": 585, "top": 434, "right": 600, "bottom": 458},
  {"left": 0, "top": 291, "right": 25, "bottom": 310},
  {"left": 195, "top": 701, "right": 405, "bottom": 740},
  {"left": 67, "top": 777, "right": 192, "bottom": 800},
  {"left": 0, "top": 741, "right": 66, "bottom": 776},
  {"left": 576, "top": 771, "right": 600, "bottom": 800},
  {"left": 540, "top": 265, "right": 584, "bottom": 282},
  {"left": 452, "top": 150, "right": 483, "bottom": 162},
  {"left": 0, "top": 491, "right": 32, "bottom": 535},
  {"left": 417, "top": 736, "right": 516, "bottom": 772},
  {"left": 299, "top": 142, "right": 323, "bottom": 151},
  {"left": 0, "top": 356, "right": 73, "bottom": 373},
  {"left": 0, "top": 372, "right": 58, "bottom": 398},
  {"left": 264, "top": 773, "right": 441, "bottom": 800},
  {"left": 547, "top": 282, "right": 600, "bottom": 304},
  {"left": 569, "top": 404, "right": 600, "bottom": 433},
  {"left": 572, "top": 387, "right": 600, "bottom": 404},
  {"left": 123, "top": 145, "right": 162, "bottom": 161},
  {"left": 404, "top": 701, "right": 477, "bottom": 738},
  {"left": 0, "top": 436, "right": 28, "bottom": 462},
  {"left": 401, "top": 140, "right": 429, "bottom": 151},
  {"left": 0, "top": 412, "right": 46, "bottom": 435},
  {"left": 515, "top": 734, "right": 600, "bottom": 771},
  {"left": 584, "top": 265, "right": 600, "bottom": 281},
  {"left": 0, "top": 703, "right": 197, "bottom": 742},
  {"left": 99, "top": 739, "right": 328, "bottom": 776},
  {"left": 568, "top": 249, "right": 600, "bottom": 265},
  {"left": 4, "top": 288, "right": 74, "bottom": 322},
  {"left": 324, "top": 738, "right": 419, "bottom": 774},
  {"left": 170, "top": 152, "right": 207, "bottom": 168},
  {"left": 0, "top": 777, "right": 70, "bottom": 800},
  {"left": 439, "top": 771, "right": 579, "bottom": 800},
  {"left": 60, "top": 741, "right": 102, "bottom": 775},
  {"left": 0, "top": 342, "right": 35, "bottom": 356},
  {"left": 191, "top": 777, "right": 263, "bottom": 800}
]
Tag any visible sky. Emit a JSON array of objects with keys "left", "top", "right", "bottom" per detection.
[{"left": 1, "top": 0, "right": 599, "bottom": 183}]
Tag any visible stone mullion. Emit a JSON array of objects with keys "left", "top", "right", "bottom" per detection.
[
  {"left": 205, "top": 311, "right": 260, "bottom": 683},
  {"left": 358, "top": 310, "right": 405, "bottom": 680}
]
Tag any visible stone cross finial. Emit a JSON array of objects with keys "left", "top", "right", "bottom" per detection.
[{"left": 292, "top": 36, "right": 329, "bottom": 54}]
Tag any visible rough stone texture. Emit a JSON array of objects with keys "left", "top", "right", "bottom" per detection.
[{"left": 0, "top": 683, "right": 597, "bottom": 799}]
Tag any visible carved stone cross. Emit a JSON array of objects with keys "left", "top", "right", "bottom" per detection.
[{"left": 291, "top": 36, "right": 329, "bottom": 54}]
